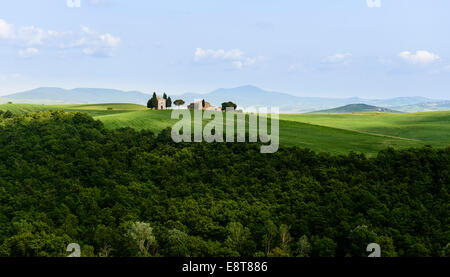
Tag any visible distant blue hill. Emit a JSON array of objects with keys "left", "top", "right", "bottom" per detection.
[
  {"left": 310, "top": 104, "right": 402, "bottom": 114},
  {"left": 3, "top": 87, "right": 151, "bottom": 105},
  {"left": 392, "top": 101, "right": 450, "bottom": 112},
  {"left": 178, "top": 85, "right": 442, "bottom": 112}
]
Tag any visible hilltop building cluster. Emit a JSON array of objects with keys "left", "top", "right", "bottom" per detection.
[
  {"left": 187, "top": 100, "right": 222, "bottom": 111},
  {"left": 147, "top": 94, "right": 236, "bottom": 112}
]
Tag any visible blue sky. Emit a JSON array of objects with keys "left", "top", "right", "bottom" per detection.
[{"left": 1, "top": 0, "right": 449, "bottom": 99}]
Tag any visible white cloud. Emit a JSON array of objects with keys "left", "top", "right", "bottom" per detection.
[
  {"left": 100, "top": 33, "right": 121, "bottom": 48},
  {"left": 194, "top": 48, "right": 244, "bottom": 61},
  {"left": 366, "top": 0, "right": 381, "bottom": 8},
  {"left": 398, "top": 50, "right": 440, "bottom": 64},
  {"left": 0, "top": 18, "right": 121, "bottom": 57},
  {"left": 323, "top": 53, "right": 352, "bottom": 64},
  {"left": 78, "top": 30, "right": 121, "bottom": 57},
  {"left": 81, "top": 25, "right": 96, "bottom": 35},
  {"left": 230, "top": 58, "right": 258, "bottom": 69},
  {"left": 76, "top": 26, "right": 121, "bottom": 55},
  {"left": 0, "top": 19, "right": 14, "bottom": 39},
  {"left": 16, "top": 26, "right": 51, "bottom": 45},
  {"left": 67, "top": 0, "right": 81, "bottom": 8},
  {"left": 0, "top": 18, "right": 63, "bottom": 46},
  {"left": 194, "top": 48, "right": 259, "bottom": 69},
  {"left": 18, "top": 48, "right": 39, "bottom": 58}
]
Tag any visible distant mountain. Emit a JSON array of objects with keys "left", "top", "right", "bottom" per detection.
[
  {"left": 2, "top": 85, "right": 448, "bottom": 113},
  {"left": 5, "top": 85, "right": 356, "bottom": 112},
  {"left": 180, "top": 85, "right": 311, "bottom": 111},
  {"left": 392, "top": 101, "right": 450, "bottom": 113},
  {"left": 179, "top": 85, "right": 370, "bottom": 112},
  {"left": 310, "top": 104, "right": 402, "bottom": 114},
  {"left": 3, "top": 87, "right": 152, "bottom": 105},
  {"left": 177, "top": 86, "right": 442, "bottom": 112},
  {"left": 362, "top": 97, "right": 433, "bottom": 107}
]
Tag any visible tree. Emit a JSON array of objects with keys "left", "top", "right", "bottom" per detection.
[
  {"left": 225, "top": 222, "right": 251, "bottom": 255},
  {"left": 311, "top": 236, "right": 337, "bottom": 257},
  {"left": 376, "top": 236, "right": 397, "bottom": 257},
  {"left": 173, "top": 99, "right": 185, "bottom": 109},
  {"left": 167, "top": 97, "right": 172, "bottom": 108},
  {"left": 442, "top": 243, "right": 450, "bottom": 257},
  {"left": 163, "top": 93, "right": 167, "bottom": 100},
  {"left": 348, "top": 225, "right": 377, "bottom": 257},
  {"left": 296, "top": 235, "right": 311, "bottom": 257},
  {"left": 98, "top": 244, "right": 112, "bottom": 257},
  {"left": 147, "top": 93, "right": 155, "bottom": 109},
  {"left": 147, "top": 92, "right": 158, "bottom": 109},
  {"left": 221, "top": 101, "right": 237, "bottom": 111},
  {"left": 279, "top": 224, "right": 292, "bottom": 253},
  {"left": 127, "top": 222, "right": 157, "bottom": 256},
  {"left": 263, "top": 220, "right": 278, "bottom": 256},
  {"left": 267, "top": 247, "right": 290, "bottom": 257},
  {"left": 202, "top": 99, "right": 206, "bottom": 108},
  {"left": 167, "top": 229, "right": 189, "bottom": 257}
]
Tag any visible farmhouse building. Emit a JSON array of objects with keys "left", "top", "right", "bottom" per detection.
[
  {"left": 188, "top": 100, "right": 221, "bottom": 111},
  {"left": 156, "top": 96, "right": 166, "bottom": 110}
]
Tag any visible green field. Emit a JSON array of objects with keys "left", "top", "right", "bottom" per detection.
[
  {"left": 1, "top": 103, "right": 449, "bottom": 156},
  {"left": 280, "top": 112, "right": 450, "bottom": 147}
]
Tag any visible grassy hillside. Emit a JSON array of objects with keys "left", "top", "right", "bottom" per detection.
[
  {"left": 1, "top": 103, "right": 448, "bottom": 156},
  {"left": 0, "top": 103, "right": 57, "bottom": 114},
  {"left": 280, "top": 112, "right": 450, "bottom": 147},
  {"left": 96, "top": 110, "right": 177, "bottom": 133},
  {"left": 278, "top": 119, "right": 421, "bottom": 154},
  {"left": 95, "top": 110, "right": 423, "bottom": 155},
  {"left": 0, "top": 103, "right": 146, "bottom": 117}
]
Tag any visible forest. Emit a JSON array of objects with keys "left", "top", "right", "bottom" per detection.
[{"left": 0, "top": 110, "right": 448, "bottom": 257}]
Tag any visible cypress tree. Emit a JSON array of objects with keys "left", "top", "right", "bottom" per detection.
[{"left": 151, "top": 92, "right": 158, "bottom": 109}]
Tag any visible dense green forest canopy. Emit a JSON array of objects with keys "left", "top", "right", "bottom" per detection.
[{"left": 0, "top": 110, "right": 448, "bottom": 257}]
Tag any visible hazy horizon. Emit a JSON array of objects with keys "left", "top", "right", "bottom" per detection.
[{"left": 2, "top": 85, "right": 449, "bottom": 101}]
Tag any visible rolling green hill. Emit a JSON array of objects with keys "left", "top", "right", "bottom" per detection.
[
  {"left": 280, "top": 112, "right": 450, "bottom": 148},
  {"left": 94, "top": 110, "right": 423, "bottom": 155},
  {"left": 311, "top": 103, "right": 401, "bottom": 114},
  {"left": 1, "top": 103, "right": 448, "bottom": 156},
  {"left": 0, "top": 103, "right": 145, "bottom": 117}
]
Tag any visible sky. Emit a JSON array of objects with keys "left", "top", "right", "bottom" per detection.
[{"left": 0, "top": 0, "right": 449, "bottom": 99}]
